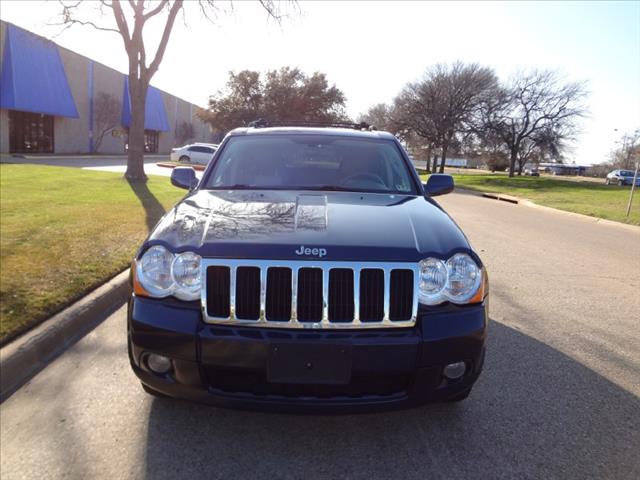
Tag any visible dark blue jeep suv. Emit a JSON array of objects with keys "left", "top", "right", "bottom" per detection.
[{"left": 128, "top": 125, "right": 488, "bottom": 412}]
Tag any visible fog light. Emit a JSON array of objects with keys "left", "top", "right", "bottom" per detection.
[
  {"left": 147, "top": 353, "right": 172, "bottom": 374},
  {"left": 443, "top": 362, "right": 466, "bottom": 380}
]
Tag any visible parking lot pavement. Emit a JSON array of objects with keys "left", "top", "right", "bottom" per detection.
[
  {"left": 83, "top": 163, "right": 175, "bottom": 177},
  {"left": 0, "top": 154, "right": 194, "bottom": 177},
  {"left": 1, "top": 193, "right": 639, "bottom": 480},
  {"left": 0, "top": 154, "right": 163, "bottom": 168}
]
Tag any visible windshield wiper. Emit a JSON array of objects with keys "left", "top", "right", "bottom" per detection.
[
  {"left": 206, "top": 184, "right": 403, "bottom": 194},
  {"left": 302, "top": 185, "right": 399, "bottom": 194},
  {"left": 208, "top": 184, "right": 256, "bottom": 190},
  {"left": 297, "top": 185, "right": 356, "bottom": 192},
  {"left": 209, "top": 185, "right": 355, "bottom": 192}
]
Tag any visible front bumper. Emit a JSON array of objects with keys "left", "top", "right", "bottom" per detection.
[{"left": 128, "top": 296, "right": 488, "bottom": 413}]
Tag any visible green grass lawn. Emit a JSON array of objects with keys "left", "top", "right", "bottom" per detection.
[
  {"left": 0, "top": 164, "right": 184, "bottom": 344},
  {"left": 421, "top": 173, "right": 640, "bottom": 226}
]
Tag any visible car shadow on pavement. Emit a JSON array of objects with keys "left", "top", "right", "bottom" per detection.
[
  {"left": 143, "top": 320, "right": 640, "bottom": 480},
  {"left": 127, "top": 179, "right": 166, "bottom": 232}
]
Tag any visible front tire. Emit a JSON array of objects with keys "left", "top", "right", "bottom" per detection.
[
  {"left": 179, "top": 155, "right": 190, "bottom": 163},
  {"left": 618, "top": 179, "right": 624, "bottom": 186}
]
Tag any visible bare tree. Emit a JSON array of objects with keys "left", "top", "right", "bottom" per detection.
[
  {"left": 175, "top": 121, "right": 195, "bottom": 145},
  {"left": 610, "top": 129, "right": 640, "bottom": 170},
  {"left": 393, "top": 62, "right": 499, "bottom": 173},
  {"left": 56, "top": 0, "right": 283, "bottom": 182},
  {"left": 92, "top": 92, "right": 120, "bottom": 152},
  {"left": 359, "top": 102, "right": 439, "bottom": 171},
  {"left": 486, "top": 70, "right": 587, "bottom": 177},
  {"left": 358, "top": 103, "right": 393, "bottom": 131}
]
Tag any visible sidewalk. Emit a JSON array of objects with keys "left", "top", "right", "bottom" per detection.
[{"left": 1, "top": 153, "right": 165, "bottom": 164}]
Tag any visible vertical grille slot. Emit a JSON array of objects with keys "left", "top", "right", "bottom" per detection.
[
  {"left": 360, "top": 269, "right": 384, "bottom": 322},
  {"left": 297, "top": 268, "right": 323, "bottom": 322},
  {"left": 266, "top": 267, "right": 292, "bottom": 321},
  {"left": 235, "top": 267, "right": 260, "bottom": 320},
  {"left": 329, "top": 268, "right": 354, "bottom": 322},
  {"left": 390, "top": 269, "right": 414, "bottom": 321},
  {"left": 206, "top": 266, "right": 230, "bottom": 318},
  {"left": 203, "top": 260, "right": 417, "bottom": 329}
]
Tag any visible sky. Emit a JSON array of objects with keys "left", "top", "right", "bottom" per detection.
[{"left": 1, "top": 0, "right": 639, "bottom": 165}]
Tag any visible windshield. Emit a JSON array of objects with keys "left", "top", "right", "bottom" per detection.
[
  {"left": 203, "top": 135, "right": 417, "bottom": 194},
  {"left": 620, "top": 170, "right": 634, "bottom": 177}
]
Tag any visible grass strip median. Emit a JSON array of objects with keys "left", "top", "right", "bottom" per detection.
[
  {"left": 422, "top": 173, "right": 640, "bottom": 226},
  {"left": 0, "top": 164, "right": 184, "bottom": 344}
]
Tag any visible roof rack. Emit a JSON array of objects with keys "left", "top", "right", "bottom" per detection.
[{"left": 247, "top": 119, "right": 376, "bottom": 131}]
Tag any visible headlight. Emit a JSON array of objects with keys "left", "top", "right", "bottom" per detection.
[
  {"left": 445, "top": 253, "right": 482, "bottom": 302},
  {"left": 419, "top": 253, "right": 483, "bottom": 305},
  {"left": 172, "top": 251, "right": 202, "bottom": 301},
  {"left": 419, "top": 258, "right": 448, "bottom": 304},
  {"left": 137, "top": 245, "right": 174, "bottom": 297},
  {"left": 135, "top": 246, "right": 202, "bottom": 301}
]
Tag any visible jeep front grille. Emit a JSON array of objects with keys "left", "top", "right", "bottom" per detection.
[{"left": 201, "top": 260, "right": 418, "bottom": 329}]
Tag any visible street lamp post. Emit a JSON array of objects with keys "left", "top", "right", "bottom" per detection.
[{"left": 626, "top": 161, "right": 639, "bottom": 218}]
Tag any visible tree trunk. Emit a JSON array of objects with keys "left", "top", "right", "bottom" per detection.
[
  {"left": 431, "top": 154, "right": 438, "bottom": 173},
  {"left": 438, "top": 143, "right": 448, "bottom": 174},
  {"left": 125, "top": 78, "right": 148, "bottom": 182},
  {"left": 425, "top": 148, "right": 431, "bottom": 173},
  {"left": 508, "top": 148, "right": 517, "bottom": 178}
]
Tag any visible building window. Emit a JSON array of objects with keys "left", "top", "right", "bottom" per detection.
[
  {"left": 145, "top": 130, "right": 159, "bottom": 153},
  {"left": 123, "top": 129, "right": 160, "bottom": 153},
  {"left": 8, "top": 110, "right": 54, "bottom": 153}
]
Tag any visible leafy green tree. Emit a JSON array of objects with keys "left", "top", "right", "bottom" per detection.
[{"left": 201, "top": 67, "right": 348, "bottom": 133}]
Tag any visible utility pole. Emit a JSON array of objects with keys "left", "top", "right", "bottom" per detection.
[{"left": 626, "top": 161, "right": 639, "bottom": 217}]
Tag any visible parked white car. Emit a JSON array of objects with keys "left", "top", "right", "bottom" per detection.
[{"left": 170, "top": 143, "right": 218, "bottom": 165}]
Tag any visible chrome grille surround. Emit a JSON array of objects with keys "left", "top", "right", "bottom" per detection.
[{"left": 201, "top": 259, "right": 419, "bottom": 329}]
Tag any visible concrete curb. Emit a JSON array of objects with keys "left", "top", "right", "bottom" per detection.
[
  {"left": 518, "top": 198, "right": 640, "bottom": 232},
  {"left": 480, "top": 192, "right": 519, "bottom": 204},
  {"left": 0, "top": 270, "right": 131, "bottom": 403},
  {"left": 157, "top": 162, "right": 206, "bottom": 171},
  {"left": 467, "top": 189, "right": 639, "bottom": 232}
]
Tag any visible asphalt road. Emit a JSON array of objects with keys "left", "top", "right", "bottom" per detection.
[{"left": 1, "top": 193, "right": 639, "bottom": 480}]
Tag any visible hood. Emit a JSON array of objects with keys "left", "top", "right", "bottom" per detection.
[{"left": 147, "top": 190, "right": 472, "bottom": 262}]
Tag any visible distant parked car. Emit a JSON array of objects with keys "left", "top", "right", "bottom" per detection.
[
  {"left": 170, "top": 143, "right": 218, "bottom": 165},
  {"left": 605, "top": 169, "right": 639, "bottom": 186},
  {"left": 524, "top": 168, "right": 540, "bottom": 177}
]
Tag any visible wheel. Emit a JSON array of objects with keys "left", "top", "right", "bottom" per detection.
[
  {"left": 605, "top": 178, "right": 610, "bottom": 185},
  {"left": 141, "top": 382, "right": 167, "bottom": 398},
  {"left": 618, "top": 179, "right": 624, "bottom": 186},
  {"left": 179, "top": 155, "right": 190, "bottom": 163},
  {"left": 444, "top": 388, "right": 472, "bottom": 403}
]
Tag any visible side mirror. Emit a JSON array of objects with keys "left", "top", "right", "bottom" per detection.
[
  {"left": 423, "top": 174, "right": 454, "bottom": 197},
  {"left": 171, "top": 167, "right": 198, "bottom": 190}
]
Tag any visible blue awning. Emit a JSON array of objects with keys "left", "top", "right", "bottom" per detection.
[
  {"left": 0, "top": 24, "right": 78, "bottom": 118},
  {"left": 121, "top": 77, "right": 170, "bottom": 132}
]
